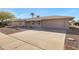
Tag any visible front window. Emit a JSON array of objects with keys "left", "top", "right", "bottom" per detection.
[
  {"left": 37, "top": 21, "right": 41, "bottom": 25},
  {"left": 32, "top": 21, "right": 35, "bottom": 24}
]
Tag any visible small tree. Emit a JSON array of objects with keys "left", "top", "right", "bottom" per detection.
[{"left": 0, "top": 11, "right": 15, "bottom": 27}]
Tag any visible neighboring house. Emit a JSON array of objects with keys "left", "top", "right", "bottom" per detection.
[
  {"left": 9, "top": 16, "right": 74, "bottom": 29},
  {"left": 8, "top": 20, "right": 26, "bottom": 27}
]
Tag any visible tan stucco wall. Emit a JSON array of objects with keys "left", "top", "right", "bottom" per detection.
[
  {"left": 31, "top": 21, "right": 42, "bottom": 27},
  {"left": 25, "top": 21, "right": 32, "bottom": 28},
  {"left": 26, "top": 21, "right": 42, "bottom": 28}
]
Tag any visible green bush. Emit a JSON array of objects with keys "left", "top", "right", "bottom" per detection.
[{"left": 0, "top": 22, "right": 8, "bottom": 28}]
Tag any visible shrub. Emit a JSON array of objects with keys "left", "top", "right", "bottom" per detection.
[{"left": 74, "top": 22, "right": 79, "bottom": 26}]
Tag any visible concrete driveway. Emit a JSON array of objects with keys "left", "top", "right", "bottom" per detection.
[
  {"left": 0, "top": 32, "right": 41, "bottom": 50},
  {"left": 9, "top": 29, "right": 66, "bottom": 50}
]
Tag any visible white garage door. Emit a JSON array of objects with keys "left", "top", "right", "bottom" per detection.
[{"left": 42, "top": 20, "right": 65, "bottom": 29}]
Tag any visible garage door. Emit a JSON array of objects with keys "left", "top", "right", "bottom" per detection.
[{"left": 42, "top": 20, "right": 65, "bottom": 29}]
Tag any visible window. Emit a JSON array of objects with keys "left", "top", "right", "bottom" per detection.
[
  {"left": 38, "top": 22, "right": 40, "bottom": 24},
  {"left": 38, "top": 21, "right": 41, "bottom": 25},
  {"left": 32, "top": 21, "right": 35, "bottom": 24}
]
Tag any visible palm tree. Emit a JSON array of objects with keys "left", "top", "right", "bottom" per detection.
[{"left": 30, "top": 12, "right": 34, "bottom": 18}]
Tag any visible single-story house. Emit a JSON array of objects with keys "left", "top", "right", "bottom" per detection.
[
  {"left": 25, "top": 16, "right": 74, "bottom": 29},
  {"left": 9, "top": 16, "right": 74, "bottom": 29}
]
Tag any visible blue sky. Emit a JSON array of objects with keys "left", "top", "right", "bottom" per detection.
[{"left": 0, "top": 8, "right": 79, "bottom": 21}]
